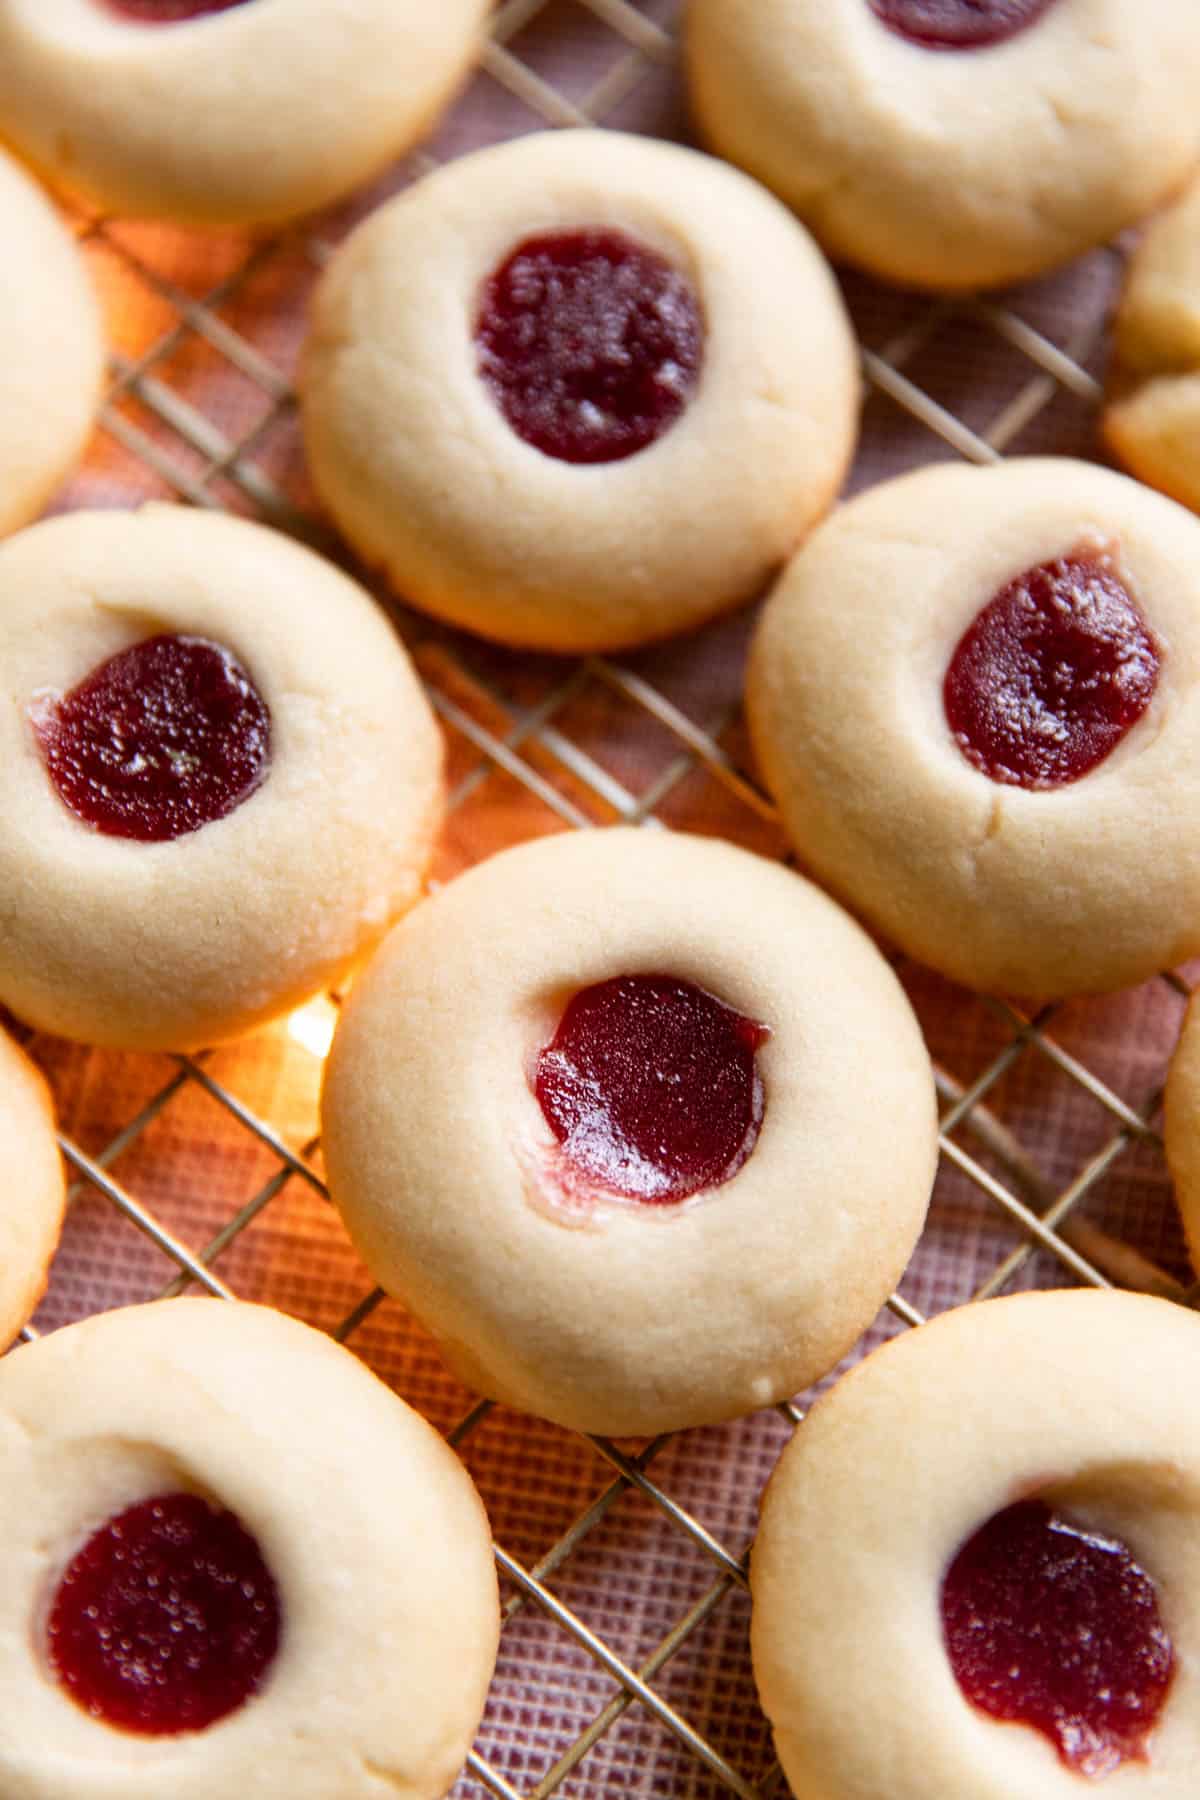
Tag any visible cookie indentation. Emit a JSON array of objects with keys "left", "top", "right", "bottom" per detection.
[
  {"left": 477, "top": 230, "right": 703, "bottom": 465},
  {"left": 942, "top": 1498, "right": 1173, "bottom": 1776},
  {"left": 34, "top": 633, "right": 271, "bottom": 841},
  {"left": 101, "top": 0, "right": 251, "bottom": 20},
  {"left": 943, "top": 550, "right": 1158, "bottom": 788},
  {"left": 100, "top": 0, "right": 251, "bottom": 18},
  {"left": 535, "top": 973, "right": 767, "bottom": 1204},
  {"left": 868, "top": 0, "right": 1056, "bottom": 50},
  {"left": 48, "top": 1491, "right": 281, "bottom": 1736}
]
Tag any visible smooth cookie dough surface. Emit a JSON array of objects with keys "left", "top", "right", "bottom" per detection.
[
  {"left": 320, "top": 828, "right": 938, "bottom": 1438},
  {"left": 747, "top": 457, "right": 1200, "bottom": 997},
  {"left": 685, "top": 0, "right": 1200, "bottom": 292},
  {"left": 0, "top": 147, "right": 102, "bottom": 537},
  {"left": 301, "top": 129, "right": 859, "bottom": 653},
  {"left": 751, "top": 1289, "right": 1200, "bottom": 1800},
  {"left": 1105, "top": 176, "right": 1200, "bottom": 514},
  {"left": 1162, "top": 989, "right": 1200, "bottom": 1275},
  {"left": 0, "top": 0, "right": 489, "bottom": 226},
  {"left": 0, "top": 1298, "right": 499, "bottom": 1800},
  {"left": 0, "top": 1026, "right": 65, "bottom": 1343},
  {"left": 0, "top": 504, "right": 443, "bottom": 1051}
]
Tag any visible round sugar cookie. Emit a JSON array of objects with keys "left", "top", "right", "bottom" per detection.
[
  {"left": 301, "top": 129, "right": 860, "bottom": 653},
  {"left": 0, "top": 1298, "right": 499, "bottom": 1800},
  {"left": 0, "top": 148, "right": 102, "bottom": 536},
  {"left": 1105, "top": 175, "right": 1200, "bottom": 514},
  {"left": 320, "top": 828, "right": 938, "bottom": 1438},
  {"left": 0, "top": 1026, "right": 65, "bottom": 1343},
  {"left": 0, "top": 504, "right": 443, "bottom": 1051},
  {"left": 751, "top": 1289, "right": 1200, "bottom": 1799},
  {"left": 747, "top": 456, "right": 1200, "bottom": 997},
  {"left": 685, "top": 0, "right": 1200, "bottom": 293},
  {"left": 0, "top": 0, "right": 489, "bottom": 226}
]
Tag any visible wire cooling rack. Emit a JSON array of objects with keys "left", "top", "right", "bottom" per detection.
[{"left": 14, "top": 2, "right": 1199, "bottom": 1795}]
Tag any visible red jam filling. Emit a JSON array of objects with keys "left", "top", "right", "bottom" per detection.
[
  {"left": 534, "top": 974, "right": 768, "bottom": 1205},
  {"left": 941, "top": 1499, "right": 1173, "bottom": 1776},
  {"left": 868, "top": 0, "right": 1056, "bottom": 49},
  {"left": 476, "top": 229, "right": 703, "bottom": 465},
  {"left": 47, "top": 1492, "right": 281, "bottom": 1736},
  {"left": 33, "top": 633, "right": 271, "bottom": 842},
  {"left": 943, "top": 550, "right": 1159, "bottom": 789},
  {"left": 101, "top": 0, "right": 250, "bottom": 21}
]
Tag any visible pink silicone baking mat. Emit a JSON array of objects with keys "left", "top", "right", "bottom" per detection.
[{"left": 15, "top": 3, "right": 1197, "bottom": 1795}]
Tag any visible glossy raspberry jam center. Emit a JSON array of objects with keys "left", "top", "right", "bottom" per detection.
[
  {"left": 941, "top": 1499, "right": 1173, "bottom": 1776},
  {"left": 34, "top": 633, "right": 271, "bottom": 842},
  {"left": 869, "top": 0, "right": 1056, "bottom": 49},
  {"left": 476, "top": 229, "right": 703, "bottom": 464},
  {"left": 943, "top": 550, "right": 1158, "bottom": 789},
  {"left": 535, "top": 974, "right": 768, "bottom": 1204},
  {"left": 47, "top": 1492, "right": 281, "bottom": 1736},
  {"left": 101, "top": 0, "right": 251, "bottom": 22}
]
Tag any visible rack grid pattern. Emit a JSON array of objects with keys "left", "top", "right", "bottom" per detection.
[{"left": 15, "top": 3, "right": 1198, "bottom": 1796}]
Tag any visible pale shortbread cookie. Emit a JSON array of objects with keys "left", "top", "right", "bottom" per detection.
[
  {"left": 751, "top": 1289, "right": 1200, "bottom": 1800},
  {"left": 0, "top": 148, "right": 102, "bottom": 536},
  {"left": 1161, "top": 989, "right": 1200, "bottom": 1274},
  {"left": 0, "top": 505, "right": 443, "bottom": 1050},
  {"left": 0, "top": 0, "right": 488, "bottom": 227},
  {"left": 320, "top": 829, "right": 938, "bottom": 1438},
  {"left": 1106, "top": 177, "right": 1200, "bottom": 513},
  {"left": 0, "top": 1299, "right": 499, "bottom": 1800},
  {"left": 301, "top": 129, "right": 859, "bottom": 653},
  {"left": 685, "top": 0, "right": 1200, "bottom": 292},
  {"left": 0, "top": 1026, "right": 65, "bottom": 1343},
  {"left": 748, "top": 457, "right": 1200, "bottom": 997}
]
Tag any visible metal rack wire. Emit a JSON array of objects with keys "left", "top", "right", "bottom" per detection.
[{"left": 17, "top": 2, "right": 1198, "bottom": 1795}]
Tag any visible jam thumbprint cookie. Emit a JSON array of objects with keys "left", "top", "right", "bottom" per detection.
[
  {"left": 1106, "top": 175, "right": 1200, "bottom": 516},
  {"left": 748, "top": 457, "right": 1200, "bottom": 997},
  {"left": 0, "top": 149, "right": 102, "bottom": 538},
  {"left": 685, "top": 0, "right": 1200, "bottom": 292},
  {"left": 0, "top": 0, "right": 488, "bottom": 226},
  {"left": 320, "top": 829, "right": 938, "bottom": 1438},
  {"left": 0, "top": 1299, "right": 499, "bottom": 1800},
  {"left": 751, "top": 1290, "right": 1200, "bottom": 1799},
  {"left": 301, "top": 129, "right": 859, "bottom": 653},
  {"left": 0, "top": 1026, "right": 66, "bottom": 1343},
  {"left": 0, "top": 505, "right": 442, "bottom": 1050}
]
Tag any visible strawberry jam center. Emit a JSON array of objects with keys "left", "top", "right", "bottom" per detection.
[
  {"left": 34, "top": 633, "right": 271, "bottom": 841},
  {"left": 941, "top": 1499, "right": 1173, "bottom": 1776},
  {"left": 476, "top": 230, "right": 703, "bottom": 464},
  {"left": 101, "top": 0, "right": 251, "bottom": 21},
  {"left": 47, "top": 1492, "right": 281, "bottom": 1736},
  {"left": 869, "top": 0, "right": 1056, "bottom": 48},
  {"left": 943, "top": 549, "right": 1158, "bottom": 789},
  {"left": 535, "top": 974, "right": 768, "bottom": 1204}
]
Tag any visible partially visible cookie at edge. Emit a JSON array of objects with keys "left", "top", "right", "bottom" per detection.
[
  {"left": 0, "top": 1024, "right": 65, "bottom": 1343},
  {"left": 1105, "top": 175, "right": 1200, "bottom": 513},
  {"left": 0, "top": 505, "right": 443, "bottom": 1051},
  {"left": 0, "top": 147, "right": 102, "bottom": 537},
  {"left": 0, "top": 1298, "right": 499, "bottom": 1800},
  {"left": 1162, "top": 986, "right": 1200, "bottom": 1274},
  {"left": 0, "top": 0, "right": 489, "bottom": 226},
  {"left": 686, "top": 0, "right": 1200, "bottom": 292},
  {"left": 751, "top": 1289, "right": 1200, "bottom": 1800}
]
